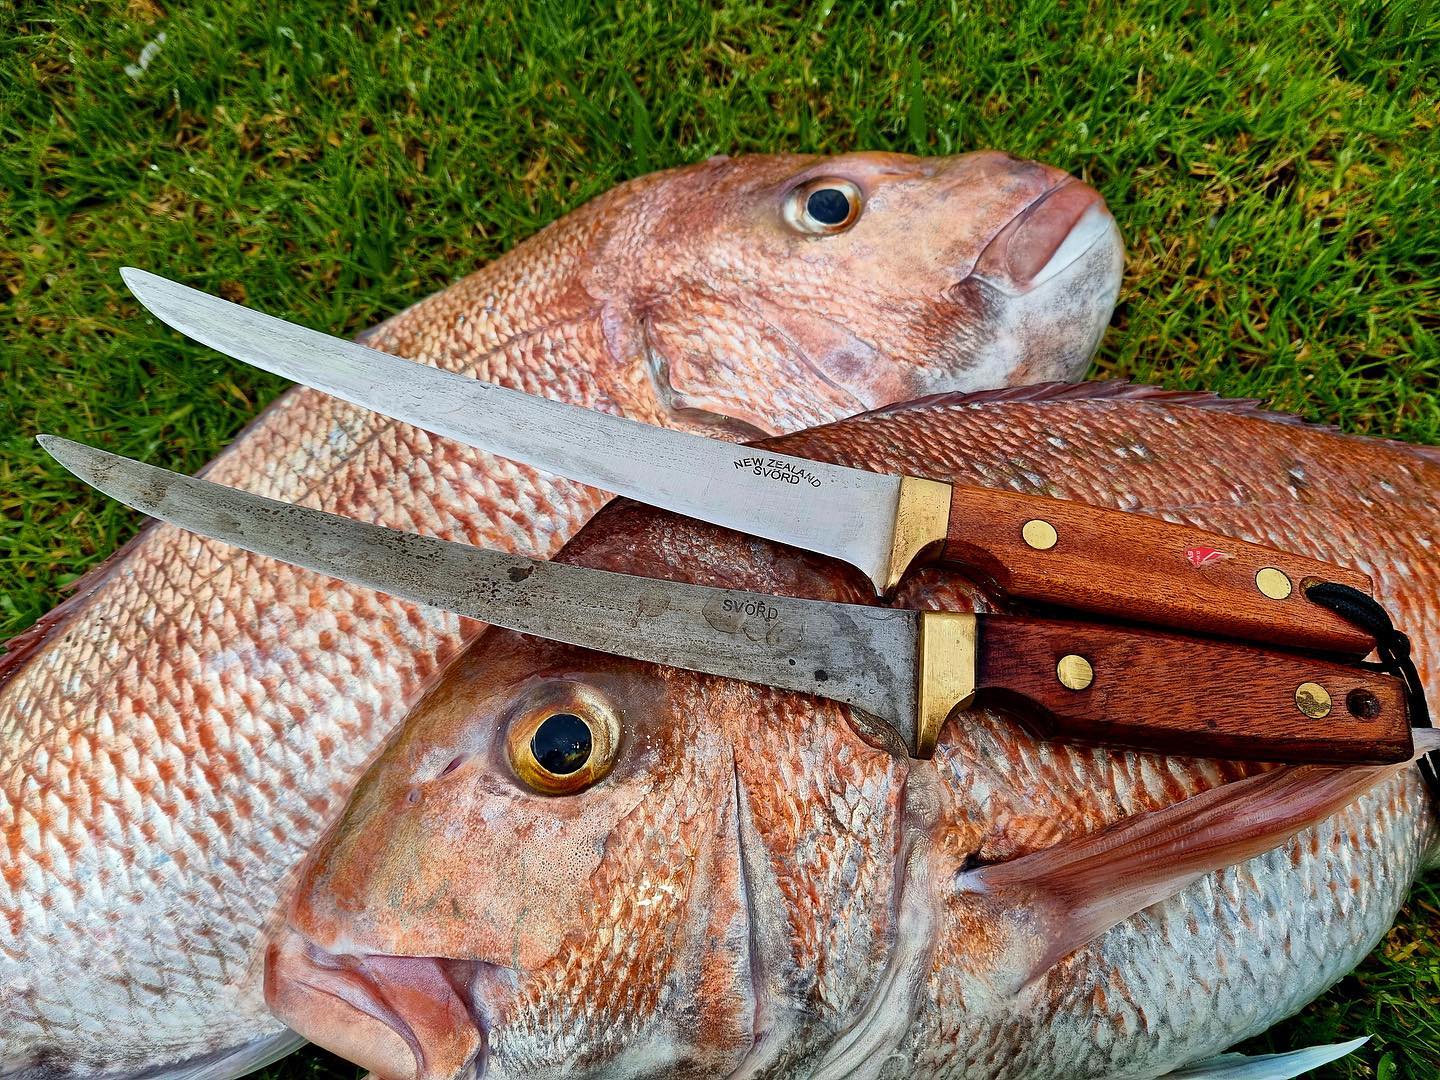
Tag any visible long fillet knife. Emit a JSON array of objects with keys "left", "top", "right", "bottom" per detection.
[
  {"left": 122, "top": 268, "right": 1377, "bottom": 656},
  {"left": 38, "top": 436, "right": 1412, "bottom": 765}
]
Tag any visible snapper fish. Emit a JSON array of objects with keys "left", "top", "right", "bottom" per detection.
[
  {"left": 258, "top": 383, "right": 1440, "bottom": 1080},
  {"left": 0, "top": 152, "right": 1123, "bottom": 1079}
]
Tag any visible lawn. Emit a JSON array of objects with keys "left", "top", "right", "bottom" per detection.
[{"left": 2, "top": 0, "right": 1438, "bottom": 1076}]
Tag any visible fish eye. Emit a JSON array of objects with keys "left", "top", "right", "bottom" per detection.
[
  {"left": 783, "top": 178, "right": 863, "bottom": 235},
  {"left": 506, "top": 686, "right": 621, "bottom": 796},
  {"left": 531, "top": 713, "right": 591, "bottom": 774}
]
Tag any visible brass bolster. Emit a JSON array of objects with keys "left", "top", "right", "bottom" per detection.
[
  {"left": 915, "top": 611, "right": 978, "bottom": 758},
  {"left": 882, "top": 475, "right": 952, "bottom": 594}
]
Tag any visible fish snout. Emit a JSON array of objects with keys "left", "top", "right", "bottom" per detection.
[
  {"left": 918, "top": 164, "right": 1123, "bottom": 391},
  {"left": 970, "top": 178, "right": 1121, "bottom": 295},
  {"left": 265, "top": 926, "right": 490, "bottom": 1080}
]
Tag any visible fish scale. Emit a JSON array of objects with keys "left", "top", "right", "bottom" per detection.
[
  {"left": 818, "top": 393, "right": 1438, "bottom": 1078},
  {"left": 5, "top": 210, "right": 606, "bottom": 1072},
  {"left": 2, "top": 150, "right": 1125, "bottom": 1077},
  {"left": 915, "top": 724, "right": 1431, "bottom": 1078},
  {"left": 258, "top": 385, "right": 1438, "bottom": 1079}
]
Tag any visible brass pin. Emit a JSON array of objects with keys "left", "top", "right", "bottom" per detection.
[
  {"left": 1023, "top": 519, "right": 1058, "bottom": 550},
  {"left": 1256, "top": 567, "right": 1293, "bottom": 600},
  {"left": 1057, "top": 654, "right": 1094, "bottom": 691},
  {"left": 1294, "top": 681, "right": 1332, "bottom": 719}
]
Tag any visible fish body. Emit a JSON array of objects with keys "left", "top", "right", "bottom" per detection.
[
  {"left": 267, "top": 385, "right": 1440, "bottom": 1080},
  {"left": 0, "top": 152, "right": 1122, "bottom": 1077}
]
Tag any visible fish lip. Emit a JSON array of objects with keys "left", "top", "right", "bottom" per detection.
[
  {"left": 265, "top": 929, "right": 493, "bottom": 1080},
  {"left": 968, "top": 179, "right": 1120, "bottom": 296}
]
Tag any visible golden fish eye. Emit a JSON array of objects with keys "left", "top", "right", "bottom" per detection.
[
  {"left": 505, "top": 685, "right": 621, "bottom": 796},
  {"left": 783, "top": 178, "right": 863, "bottom": 235}
]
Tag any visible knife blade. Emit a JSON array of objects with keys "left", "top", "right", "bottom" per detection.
[
  {"left": 121, "top": 269, "right": 1379, "bottom": 656},
  {"left": 38, "top": 435, "right": 1413, "bottom": 765}
]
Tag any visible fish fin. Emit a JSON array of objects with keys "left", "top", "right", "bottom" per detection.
[
  {"left": 1152, "top": 1036, "right": 1369, "bottom": 1079},
  {"left": 956, "top": 762, "right": 1404, "bottom": 989},
  {"left": 127, "top": 1029, "right": 306, "bottom": 1080},
  {"left": 864, "top": 379, "right": 1321, "bottom": 425},
  {"left": 868, "top": 381, "right": 1440, "bottom": 465},
  {"left": 0, "top": 1030, "right": 306, "bottom": 1080}
]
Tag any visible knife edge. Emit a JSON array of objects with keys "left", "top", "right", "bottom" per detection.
[
  {"left": 37, "top": 434, "right": 923, "bottom": 748},
  {"left": 119, "top": 268, "right": 912, "bottom": 593}
]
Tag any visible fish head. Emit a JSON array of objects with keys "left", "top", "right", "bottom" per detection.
[
  {"left": 589, "top": 150, "right": 1123, "bottom": 432},
  {"left": 266, "top": 507, "right": 919, "bottom": 1078},
  {"left": 267, "top": 641, "right": 726, "bottom": 1080}
]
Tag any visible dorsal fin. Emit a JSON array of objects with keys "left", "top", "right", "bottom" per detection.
[
  {"left": 864, "top": 380, "right": 1318, "bottom": 424},
  {"left": 1411, "top": 443, "right": 1440, "bottom": 465},
  {"left": 865, "top": 380, "right": 1440, "bottom": 464}
]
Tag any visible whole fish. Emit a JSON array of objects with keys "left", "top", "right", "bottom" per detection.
[
  {"left": 0, "top": 152, "right": 1123, "bottom": 1079},
  {"left": 264, "top": 383, "right": 1440, "bottom": 1080}
]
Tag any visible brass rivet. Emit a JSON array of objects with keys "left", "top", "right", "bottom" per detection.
[
  {"left": 1256, "top": 567, "right": 1293, "bottom": 600},
  {"left": 1023, "top": 519, "right": 1058, "bottom": 550},
  {"left": 1295, "top": 681, "right": 1332, "bottom": 719},
  {"left": 1057, "top": 654, "right": 1094, "bottom": 691}
]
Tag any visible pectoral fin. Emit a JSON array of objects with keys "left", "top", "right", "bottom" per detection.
[
  {"left": 957, "top": 756, "right": 1415, "bottom": 989},
  {"left": 1152, "top": 1036, "right": 1369, "bottom": 1078}
]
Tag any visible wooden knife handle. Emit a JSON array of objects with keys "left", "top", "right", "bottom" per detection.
[
  {"left": 971, "top": 615, "right": 1412, "bottom": 765},
  {"left": 941, "top": 486, "right": 1376, "bottom": 655}
]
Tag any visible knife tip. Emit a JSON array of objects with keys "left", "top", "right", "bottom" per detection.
[
  {"left": 36, "top": 434, "right": 95, "bottom": 474},
  {"left": 119, "top": 266, "right": 182, "bottom": 323}
]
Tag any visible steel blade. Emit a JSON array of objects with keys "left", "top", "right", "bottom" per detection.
[
  {"left": 121, "top": 268, "right": 904, "bottom": 591},
  {"left": 39, "top": 436, "right": 920, "bottom": 746}
]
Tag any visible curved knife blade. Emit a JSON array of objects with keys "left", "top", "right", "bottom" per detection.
[
  {"left": 120, "top": 268, "right": 904, "bottom": 592},
  {"left": 37, "top": 435, "right": 921, "bottom": 747}
]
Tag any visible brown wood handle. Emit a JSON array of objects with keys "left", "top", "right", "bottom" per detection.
[
  {"left": 941, "top": 486, "right": 1376, "bottom": 655},
  {"left": 972, "top": 615, "right": 1412, "bottom": 765}
]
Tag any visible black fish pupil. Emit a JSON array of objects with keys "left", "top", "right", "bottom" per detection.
[
  {"left": 531, "top": 713, "right": 592, "bottom": 775},
  {"left": 806, "top": 188, "right": 851, "bottom": 225}
]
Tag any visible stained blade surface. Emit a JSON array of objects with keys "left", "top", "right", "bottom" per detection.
[
  {"left": 39, "top": 436, "right": 920, "bottom": 743},
  {"left": 121, "top": 268, "right": 903, "bottom": 590}
]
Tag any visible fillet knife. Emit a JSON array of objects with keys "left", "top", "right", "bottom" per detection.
[
  {"left": 121, "top": 269, "right": 1376, "bottom": 656},
  {"left": 38, "top": 436, "right": 1412, "bottom": 765}
]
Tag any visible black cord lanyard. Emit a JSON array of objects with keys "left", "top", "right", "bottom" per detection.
[{"left": 1306, "top": 582, "right": 1436, "bottom": 799}]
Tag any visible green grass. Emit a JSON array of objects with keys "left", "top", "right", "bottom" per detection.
[{"left": 2, "top": 0, "right": 1438, "bottom": 1075}]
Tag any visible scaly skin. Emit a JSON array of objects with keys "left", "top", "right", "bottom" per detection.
[
  {"left": 270, "top": 386, "right": 1438, "bottom": 1079},
  {"left": 0, "top": 152, "right": 1123, "bottom": 1078}
]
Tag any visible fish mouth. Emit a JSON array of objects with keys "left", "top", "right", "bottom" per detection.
[
  {"left": 919, "top": 174, "right": 1123, "bottom": 391},
  {"left": 265, "top": 927, "right": 498, "bottom": 1080},
  {"left": 971, "top": 177, "right": 1122, "bottom": 296}
]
